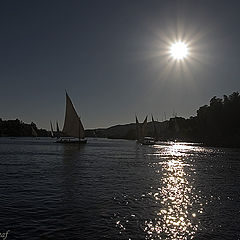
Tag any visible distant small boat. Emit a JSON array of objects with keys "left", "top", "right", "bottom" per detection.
[
  {"left": 141, "top": 137, "right": 156, "bottom": 145},
  {"left": 56, "top": 92, "right": 87, "bottom": 144}
]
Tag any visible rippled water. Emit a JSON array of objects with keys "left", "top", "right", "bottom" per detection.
[{"left": 0, "top": 138, "right": 240, "bottom": 239}]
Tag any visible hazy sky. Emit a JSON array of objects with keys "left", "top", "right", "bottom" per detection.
[{"left": 1, "top": 0, "right": 240, "bottom": 129}]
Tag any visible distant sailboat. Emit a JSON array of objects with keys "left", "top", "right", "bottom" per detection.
[
  {"left": 136, "top": 115, "right": 147, "bottom": 142},
  {"left": 56, "top": 92, "right": 87, "bottom": 144},
  {"left": 135, "top": 115, "right": 155, "bottom": 145},
  {"left": 31, "top": 126, "right": 38, "bottom": 137},
  {"left": 141, "top": 116, "right": 148, "bottom": 140},
  {"left": 151, "top": 115, "right": 158, "bottom": 141},
  {"left": 50, "top": 121, "right": 54, "bottom": 138},
  {"left": 135, "top": 115, "right": 140, "bottom": 140}
]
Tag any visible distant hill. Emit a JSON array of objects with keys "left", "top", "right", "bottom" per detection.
[
  {"left": 85, "top": 117, "right": 195, "bottom": 141},
  {"left": 86, "top": 91, "right": 240, "bottom": 147}
]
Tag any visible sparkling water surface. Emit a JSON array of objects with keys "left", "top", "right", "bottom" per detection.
[{"left": 0, "top": 138, "right": 240, "bottom": 239}]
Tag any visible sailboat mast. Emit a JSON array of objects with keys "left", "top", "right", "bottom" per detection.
[
  {"left": 136, "top": 115, "right": 139, "bottom": 140},
  {"left": 56, "top": 121, "right": 60, "bottom": 139},
  {"left": 50, "top": 121, "right": 54, "bottom": 138},
  {"left": 78, "top": 117, "right": 80, "bottom": 141},
  {"left": 152, "top": 115, "right": 158, "bottom": 140}
]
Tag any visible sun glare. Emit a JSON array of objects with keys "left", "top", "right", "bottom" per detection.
[{"left": 170, "top": 41, "right": 188, "bottom": 60}]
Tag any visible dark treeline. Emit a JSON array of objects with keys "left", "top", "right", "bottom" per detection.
[
  {"left": 86, "top": 91, "right": 240, "bottom": 147},
  {"left": 193, "top": 91, "right": 240, "bottom": 147},
  {"left": 163, "top": 91, "right": 240, "bottom": 147},
  {"left": 0, "top": 119, "right": 50, "bottom": 137}
]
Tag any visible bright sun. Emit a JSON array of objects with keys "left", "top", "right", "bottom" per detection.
[{"left": 170, "top": 41, "right": 188, "bottom": 60}]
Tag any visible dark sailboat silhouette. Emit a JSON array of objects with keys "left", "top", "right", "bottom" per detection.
[
  {"left": 135, "top": 115, "right": 156, "bottom": 145},
  {"left": 50, "top": 121, "right": 54, "bottom": 138},
  {"left": 151, "top": 115, "right": 159, "bottom": 141}
]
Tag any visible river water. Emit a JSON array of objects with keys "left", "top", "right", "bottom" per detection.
[{"left": 0, "top": 137, "right": 239, "bottom": 239}]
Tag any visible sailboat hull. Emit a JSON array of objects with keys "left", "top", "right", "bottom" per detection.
[
  {"left": 56, "top": 138, "right": 87, "bottom": 144},
  {"left": 137, "top": 137, "right": 156, "bottom": 145}
]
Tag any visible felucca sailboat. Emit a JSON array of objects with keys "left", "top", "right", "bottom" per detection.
[
  {"left": 135, "top": 115, "right": 156, "bottom": 145},
  {"left": 50, "top": 121, "right": 54, "bottom": 138},
  {"left": 56, "top": 92, "right": 87, "bottom": 144}
]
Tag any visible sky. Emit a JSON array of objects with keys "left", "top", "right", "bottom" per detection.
[{"left": 1, "top": 0, "right": 240, "bottom": 130}]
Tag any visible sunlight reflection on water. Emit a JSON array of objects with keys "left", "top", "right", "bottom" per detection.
[
  {"left": 144, "top": 143, "right": 203, "bottom": 240},
  {"left": 1, "top": 138, "right": 240, "bottom": 239}
]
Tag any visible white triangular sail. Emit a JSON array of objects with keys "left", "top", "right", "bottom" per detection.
[
  {"left": 50, "top": 121, "right": 54, "bottom": 138},
  {"left": 135, "top": 115, "right": 148, "bottom": 140},
  {"left": 141, "top": 116, "right": 148, "bottom": 139},
  {"left": 31, "top": 126, "right": 37, "bottom": 137},
  {"left": 62, "top": 92, "right": 85, "bottom": 139},
  {"left": 151, "top": 115, "right": 158, "bottom": 140}
]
